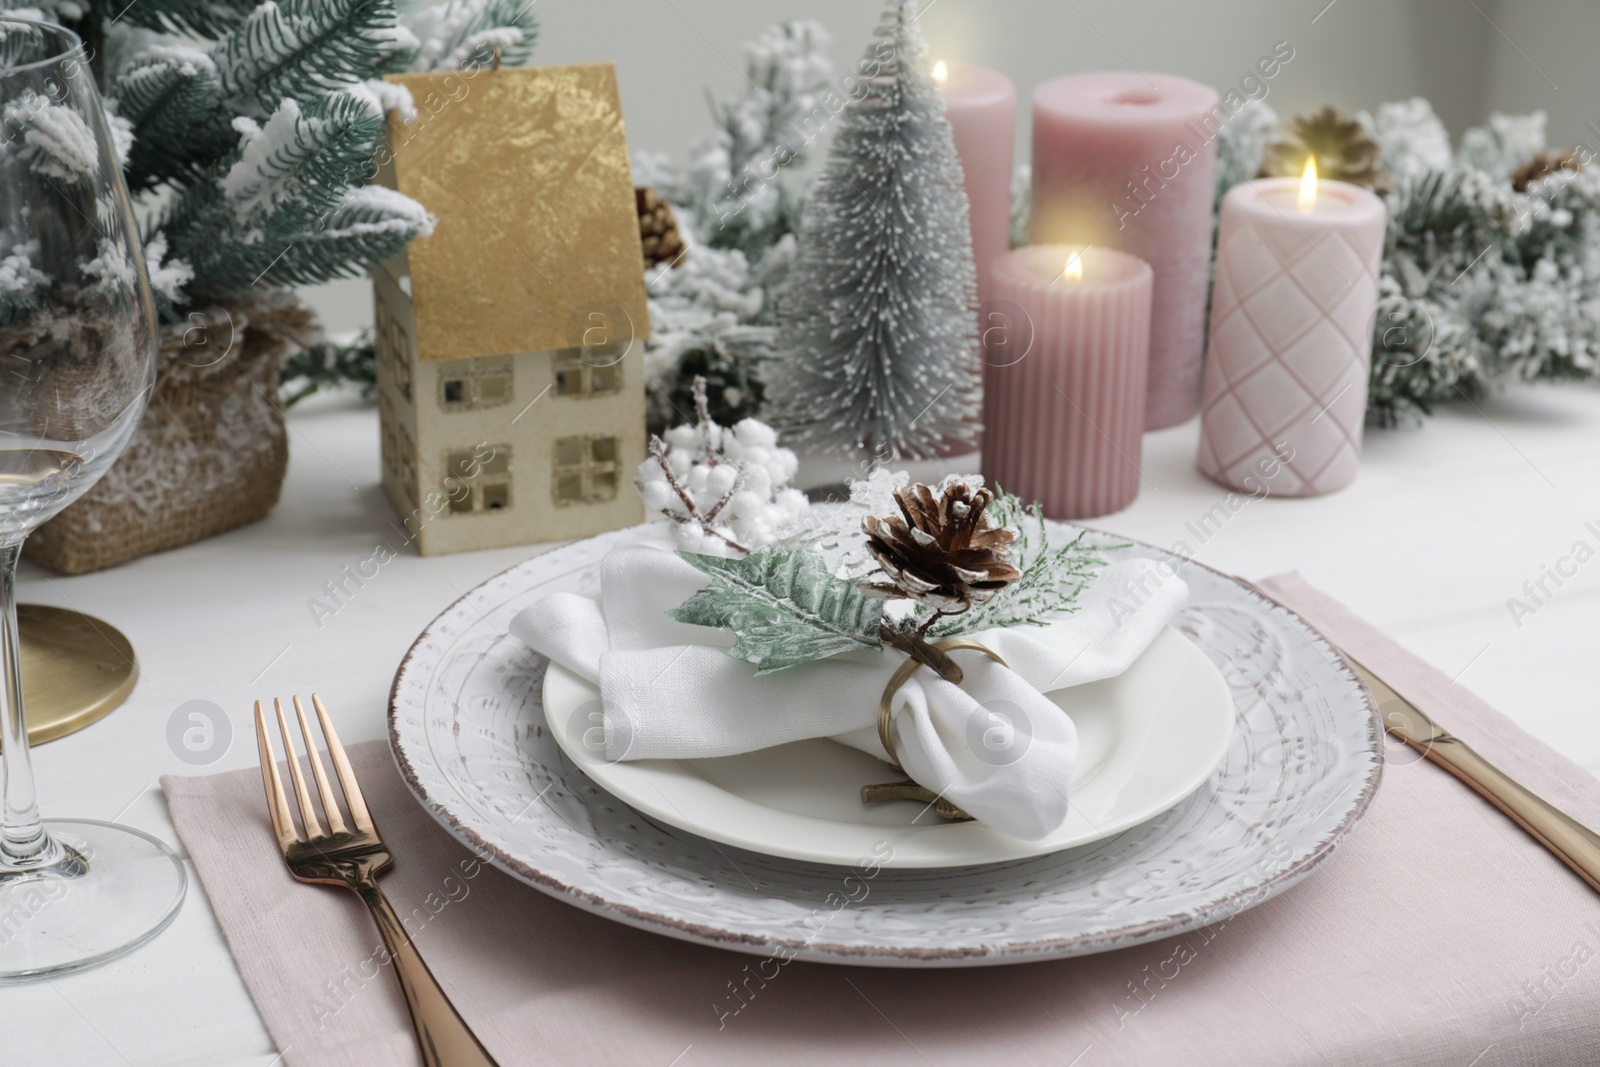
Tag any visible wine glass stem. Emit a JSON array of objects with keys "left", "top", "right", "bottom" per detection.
[{"left": 0, "top": 540, "right": 47, "bottom": 864}]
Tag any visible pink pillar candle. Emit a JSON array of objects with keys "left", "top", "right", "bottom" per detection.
[
  {"left": 1198, "top": 176, "right": 1386, "bottom": 497},
  {"left": 982, "top": 245, "right": 1152, "bottom": 519},
  {"left": 936, "top": 62, "right": 1017, "bottom": 310},
  {"left": 1030, "top": 73, "right": 1219, "bottom": 430}
]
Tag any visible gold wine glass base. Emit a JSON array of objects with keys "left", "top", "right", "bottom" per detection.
[{"left": 13, "top": 605, "right": 138, "bottom": 746}]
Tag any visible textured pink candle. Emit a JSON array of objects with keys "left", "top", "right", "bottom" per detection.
[
  {"left": 937, "top": 63, "right": 1016, "bottom": 309},
  {"left": 1030, "top": 72, "right": 1219, "bottom": 430},
  {"left": 983, "top": 245, "right": 1152, "bottom": 519},
  {"left": 1198, "top": 177, "right": 1386, "bottom": 496}
]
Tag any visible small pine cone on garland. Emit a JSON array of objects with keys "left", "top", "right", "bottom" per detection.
[
  {"left": 637, "top": 186, "right": 686, "bottom": 270},
  {"left": 1259, "top": 106, "right": 1392, "bottom": 193},
  {"left": 861, "top": 482, "right": 1020, "bottom": 617},
  {"left": 1512, "top": 151, "right": 1582, "bottom": 192}
]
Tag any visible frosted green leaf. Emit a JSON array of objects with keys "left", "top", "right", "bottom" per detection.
[
  {"left": 928, "top": 489, "right": 1120, "bottom": 637},
  {"left": 669, "top": 548, "right": 883, "bottom": 674}
]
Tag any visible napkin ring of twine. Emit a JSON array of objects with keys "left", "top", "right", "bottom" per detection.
[{"left": 865, "top": 638, "right": 1007, "bottom": 822}]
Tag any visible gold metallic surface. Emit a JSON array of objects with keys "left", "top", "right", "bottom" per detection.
[
  {"left": 14, "top": 605, "right": 137, "bottom": 746},
  {"left": 859, "top": 780, "right": 975, "bottom": 821},
  {"left": 255, "top": 695, "right": 497, "bottom": 1066},
  {"left": 876, "top": 638, "right": 1008, "bottom": 767},
  {"left": 382, "top": 63, "right": 652, "bottom": 362},
  {"left": 1357, "top": 660, "right": 1600, "bottom": 895}
]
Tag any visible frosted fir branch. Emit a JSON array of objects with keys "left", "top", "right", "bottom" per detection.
[
  {"left": 3, "top": 89, "right": 100, "bottom": 181},
  {"left": 219, "top": 89, "right": 383, "bottom": 235},
  {"left": 266, "top": 184, "right": 434, "bottom": 287},
  {"left": 1357, "top": 98, "right": 1451, "bottom": 181},
  {"left": 0, "top": 240, "right": 47, "bottom": 324},
  {"left": 930, "top": 492, "right": 1120, "bottom": 637},
  {"left": 113, "top": 43, "right": 233, "bottom": 190},
  {"left": 221, "top": 98, "right": 310, "bottom": 223},
  {"left": 281, "top": 329, "right": 376, "bottom": 406},
  {"left": 213, "top": 0, "right": 404, "bottom": 116},
  {"left": 360, "top": 76, "right": 415, "bottom": 122},
  {"left": 1213, "top": 98, "right": 1280, "bottom": 207},
  {"left": 165, "top": 90, "right": 390, "bottom": 297},
  {"left": 144, "top": 233, "right": 194, "bottom": 315},
  {"left": 80, "top": 237, "right": 137, "bottom": 307},
  {"left": 119, "top": 0, "right": 260, "bottom": 39},
  {"left": 651, "top": 19, "right": 833, "bottom": 246},
  {"left": 1457, "top": 111, "right": 1549, "bottom": 179},
  {"left": 115, "top": 44, "right": 220, "bottom": 122},
  {"left": 402, "top": 0, "right": 538, "bottom": 72},
  {"left": 102, "top": 98, "right": 135, "bottom": 165},
  {"left": 0, "top": 2, "right": 83, "bottom": 25}
]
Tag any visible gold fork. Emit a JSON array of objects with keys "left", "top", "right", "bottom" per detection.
[{"left": 254, "top": 695, "right": 497, "bottom": 1067}]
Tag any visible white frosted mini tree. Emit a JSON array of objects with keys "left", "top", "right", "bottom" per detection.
[{"left": 767, "top": 0, "right": 980, "bottom": 459}]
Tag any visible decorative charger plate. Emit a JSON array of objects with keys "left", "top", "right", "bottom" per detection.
[
  {"left": 389, "top": 524, "right": 1383, "bottom": 967},
  {"left": 541, "top": 626, "right": 1236, "bottom": 868}
]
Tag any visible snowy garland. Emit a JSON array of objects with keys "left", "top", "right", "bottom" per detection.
[
  {"left": 632, "top": 19, "right": 834, "bottom": 434},
  {"left": 1211, "top": 97, "right": 1600, "bottom": 424}
]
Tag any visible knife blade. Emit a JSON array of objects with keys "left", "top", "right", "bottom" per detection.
[{"left": 1354, "top": 659, "right": 1600, "bottom": 895}]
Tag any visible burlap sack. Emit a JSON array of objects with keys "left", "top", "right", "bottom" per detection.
[{"left": 24, "top": 291, "right": 319, "bottom": 575}]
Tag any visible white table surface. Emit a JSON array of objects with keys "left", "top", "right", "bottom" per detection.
[{"left": 7, "top": 384, "right": 1600, "bottom": 1065}]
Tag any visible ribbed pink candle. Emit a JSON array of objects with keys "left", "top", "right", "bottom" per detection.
[
  {"left": 1030, "top": 73, "right": 1218, "bottom": 430},
  {"left": 936, "top": 62, "right": 1016, "bottom": 309},
  {"left": 982, "top": 245, "right": 1152, "bottom": 519},
  {"left": 1198, "top": 175, "right": 1386, "bottom": 497}
]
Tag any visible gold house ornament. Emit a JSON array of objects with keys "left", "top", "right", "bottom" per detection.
[{"left": 373, "top": 62, "right": 651, "bottom": 555}]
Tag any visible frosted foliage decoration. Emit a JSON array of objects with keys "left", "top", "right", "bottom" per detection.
[
  {"left": 1458, "top": 111, "right": 1549, "bottom": 179},
  {"left": 777, "top": 466, "right": 911, "bottom": 581},
  {"left": 1215, "top": 96, "right": 1600, "bottom": 424},
  {"left": 26, "top": 0, "right": 537, "bottom": 311},
  {"left": 1358, "top": 98, "right": 1451, "bottom": 180},
  {"left": 635, "top": 378, "right": 809, "bottom": 558},
  {"left": 4, "top": 89, "right": 99, "bottom": 181},
  {"left": 1213, "top": 99, "right": 1280, "bottom": 209},
  {"left": 766, "top": 0, "right": 981, "bottom": 460}
]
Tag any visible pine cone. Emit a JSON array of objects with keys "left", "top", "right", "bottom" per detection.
[
  {"left": 1512, "top": 151, "right": 1582, "bottom": 192},
  {"left": 636, "top": 186, "right": 685, "bottom": 270},
  {"left": 861, "top": 482, "right": 1020, "bottom": 616},
  {"left": 1259, "top": 106, "right": 1391, "bottom": 194}
]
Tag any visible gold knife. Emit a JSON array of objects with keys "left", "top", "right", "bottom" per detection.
[{"left": 1354, "top": 660, "right": 1600, "bottom": 894}]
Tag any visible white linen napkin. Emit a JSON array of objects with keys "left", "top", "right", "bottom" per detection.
[{"left": 511, "top": 540, "right": 1187, "bottom": 840}]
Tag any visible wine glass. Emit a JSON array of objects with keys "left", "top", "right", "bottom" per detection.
[{"left": 0, "top": 17, "right": 185, "bottom": 981}]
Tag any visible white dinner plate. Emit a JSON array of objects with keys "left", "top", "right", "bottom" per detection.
[
  {"left": 389, "top": 522, "right": 1383, "bottom": 967},
  {"left": 541, "top": 626, "right": 1235, "bottom": 868}
]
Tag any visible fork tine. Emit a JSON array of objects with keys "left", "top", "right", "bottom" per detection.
[
  {"left": 254, "top": 701, "right": 300, "bottom": 851},
  {"left": 312, "top": 694, "right": 374, "bottom": 833},
  {"left": 293, "top": 696, "right": 348, "bottom": 835},
  {"left": 273, "top": 697, "right": 325, "bottom": 839}
]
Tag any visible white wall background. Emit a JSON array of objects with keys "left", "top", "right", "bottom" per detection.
[{"left": 304, "top": 0, "right": 1595, "bottom": 333}]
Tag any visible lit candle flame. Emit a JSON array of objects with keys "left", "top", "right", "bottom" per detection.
[
  {"left": 1064, "top": 251, "right": 1084, "bottom": 282},
  {"left": 932, "top": 59, "right": 948, "bottom": 85},
  {"left": 1298, "top": 156, "right": 1318, "bottom": 213}
]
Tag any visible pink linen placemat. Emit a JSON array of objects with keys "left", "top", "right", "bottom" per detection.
[{"left": 164, "top": 573, "right": 1600, "bottom": 1066}]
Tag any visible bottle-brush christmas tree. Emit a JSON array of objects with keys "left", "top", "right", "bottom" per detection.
[{"left": 766, "top": 0, "right": 980, "bottom": 460}]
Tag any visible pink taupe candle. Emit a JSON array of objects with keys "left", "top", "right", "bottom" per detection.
[
  {"left": 934, "top": 61, "right": 1017, "bottom": 310},
  {"left": 982, "top": 244, "right": 1152, "bottom": 520},
  {"left": 1198, "top": 171, "right": 1386, "bottom": 496},
  {"left": 1029, "top": 72, "right": 1219, "bottom": 430}
]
